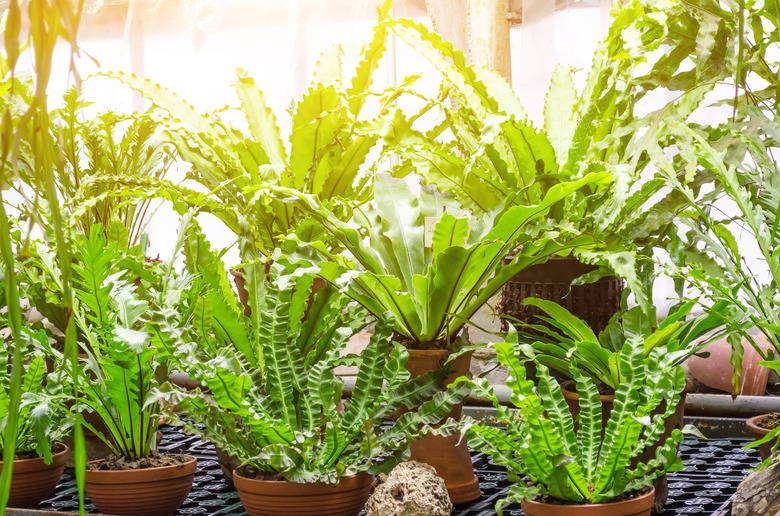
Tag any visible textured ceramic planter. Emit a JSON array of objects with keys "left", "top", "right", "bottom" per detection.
[
  {"left": 233, "top": 470, "right": 372, "bottom": 516},
  {"left": 521, "top": 487, "right": 654, "bottom": 516},
  {"left": 746, "top": 414, "right": 778, "bottom": 460},
  {"left": 498, "top": 256, "right": 624, "bottom": 335},
  {"left": 405, "top": 348, "right": 481, "bottom": 504},
  {"left": 84, "top": 455, "right": 197, "bottom": 516},
  {"left": 0, "top": 443, "right": 67, "bottom": 508}
]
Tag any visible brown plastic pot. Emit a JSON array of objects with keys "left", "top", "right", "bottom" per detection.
[
  {"left": 562, "top": 381, "right": 691, "bottom": 513},
  {"left": 0, "top": 443, "right": 67, "bottom": 508},
  {"left": 84, "top": 455, "right": 197, "bottom": 516},
  {"left": 521, "top": 486, "right": 654, "bottom": 516},
  {"left": 404, "top": 348, "right": 481, "bottom": 504},
  {"left": 498, "top": 256, "right": 624, "bottom": 335},
  {"left": 233, "top": 469, "right": 372, "bottom": 516},
  {"left": 746, "top": 414, "right": 778, "bottom": 460}
]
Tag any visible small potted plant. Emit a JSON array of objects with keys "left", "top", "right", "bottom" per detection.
[
  {"left": 152, "top": 233, "right": 467, "bottom": 516},
  {"left": 0, "top": 330, "right": 71, "bottom": 509},
  {"left": 511, "top": 297, "right": 724, "bottom": 510},
  {"left": 455, "top": 328, "right": 688, "bottom": 515},
  {"left": 278, "top": 171, "right": 605, "bottom": 502},
  {"left": 43, "top": 227, "right": 196, "bottom": 516}
]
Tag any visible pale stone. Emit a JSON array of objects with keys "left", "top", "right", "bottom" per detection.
[{"left": 364, "top": 461, "right": 452, "bottom": 516}]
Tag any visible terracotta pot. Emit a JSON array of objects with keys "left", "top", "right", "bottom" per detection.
[
  {"left": 84, "top": 455, "right": 197, "bottom": 516},
  {"left": 62, "top": 408, "right": 114, "bottom": 468},
  {"left": 233, "top": 469, "right": 372, "bottom": 516},
  {"left": 521, "top": 486, "right": 654, "bottom": 516},
  {"left": 230, "top": 269, "right": 252, "bottom": 317},
  {"left": 498, "top": 256, "right": 624, "bottom": 335},
  {"left": 746, "top": 414, "right": 778, "bottom": 460},
  {"left": 562, "top": 381, "right": 691, "bottom": 513},
  {"left": 0, "top": 443, "right": 67, "bottom": 508},
  {"left": 231, "top": 268, "right": 326, "bottom": 319},
  {"left": 404, "top": 349, "right": 481, "bottom": 504},
  {"left": 215, "top": 446, "right": 241, "bottom": 485},
  {"left": 688, "top": 334, "right": 773, "bottom": 395}
]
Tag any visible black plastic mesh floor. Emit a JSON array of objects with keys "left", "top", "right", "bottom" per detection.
[{"left": 38, "top": 426, "right": 760, "bottom": 515}]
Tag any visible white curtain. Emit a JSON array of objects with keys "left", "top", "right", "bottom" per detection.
[{"left": 513, "top": 0, "right": 613, "bottom": 124}]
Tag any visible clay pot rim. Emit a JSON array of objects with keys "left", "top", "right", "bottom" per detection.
[
  {"left": 561, "top": 379, "right": 694, "bottom": 402},
  {"left": 232, "top": 469, "right": 372, "bottom": 491},
  {"left": 746, "top": 414, "right": 776, "bottom": 436},
  {"left": 521, "top": 485, "right": 655, "bottom": 511},
  {"left": 84, "top": 454, "right": 197, "bottom": 483},
  {"left": 0, "top": 442, "right": 68, "bottom": 469}
]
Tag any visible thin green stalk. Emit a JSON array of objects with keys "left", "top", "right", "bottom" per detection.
[{"left": 0, "top": 195, "right": 26, "bottom": 512}]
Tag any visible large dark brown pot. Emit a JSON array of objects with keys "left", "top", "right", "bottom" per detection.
[
  {"left": 521, "top": 486, "right": 654, "bottom": 516},
  {"left": 62, "top": 409, "right": 113, "bottom": 468},
  {"left": 84, "top": 455, "right": 197, "bottom": 516},
  {"left": 215, "top": 446, "right": 242, "bottom": 485},
  {"left": 0, "top": 443, "right": 67, "bottom": 508},
  {"left": 562, "top": 381, "right": 691, "bottom": 513},
  {"left": 405, "top": 349, "right": 481, "bottom": 504},
  {"left": 498, "top": 256, "right": 624, "bottom": 334},
  {"left": 233, "top": 469, "right": 372, "bottom": 516},
  {"left": 746, "top": 414, "right": 778, "bottom": 460}
]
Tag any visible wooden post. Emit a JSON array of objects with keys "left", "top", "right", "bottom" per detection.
[{"left": 424, "top": 0, "right": 512, "bottom": 82}]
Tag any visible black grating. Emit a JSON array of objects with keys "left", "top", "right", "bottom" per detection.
[{"left": 37, "top": 426, "right": 760, "bottom": 515}]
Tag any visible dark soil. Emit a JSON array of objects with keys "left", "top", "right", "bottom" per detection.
[
  {"left": 87, "top": 452, "right": 191, "bottom": 471},
  {"left": 756, "top": 413, "right": 780, "bottom": 430},
  {"left": 392, "top": 332, "right": 449, "bottom": 351},
  {"left": 234, "top": 464, "right": 285, "bottom": 481},
  {"left": 7, "top": 442, "right": 65, "bottom": 461},
  {"left": 536, "top": 485, "right": 652, "bottom": 505}
]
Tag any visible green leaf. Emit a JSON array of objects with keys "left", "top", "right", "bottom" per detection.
[
  {"left": 234, "top": 70, "right": 288, "bottom": 169},
  {"left": 522, "top": 298, "right": 599, "bottom": 343},
  {"left": 431, "top": 212, "right": 470, "bottom": 255},
  {"left": 544, "top": 65, "right": 577, "bottom": 168}
]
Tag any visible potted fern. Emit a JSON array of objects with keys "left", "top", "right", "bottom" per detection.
[
  {"left": 511, "top": 298, "right": 725, "bottom": 511},
  {"left": 151, "top": 230, "right": 467, "bottom": 516},
  {"left": 0, "top": 328, "right": 71, "bottom": 509},
  {"left": 276, "top": 171, "right": 605, "bottom": 502},
  {"left": 456, "top": 328, "right": 688, "bottom": 515},
  {"left": 41, "top": 227, "right": 196, "bottom": 516}
]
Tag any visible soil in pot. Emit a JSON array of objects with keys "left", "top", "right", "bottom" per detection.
[
  {"left": 0, "top": 442, "right": 67, "bottom": 509},
  {"left": 402, "top": 347, "right": 481, "bottom": 504},
  {"left": 233, "top": 466, "right": 372, "bottom": 516},
  {"left": 522, "top": 486, "right": 654, "bottom": 516},
  {"left": 746, "top": 413, "right": 780, "bottom": 460},
  {"left": 84, "top": 453, "right": 196, "bottom": 516}
]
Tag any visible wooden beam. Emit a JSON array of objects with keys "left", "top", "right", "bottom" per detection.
[{"left": 425, "top": 0, "right": 512, "bottom": 81}]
